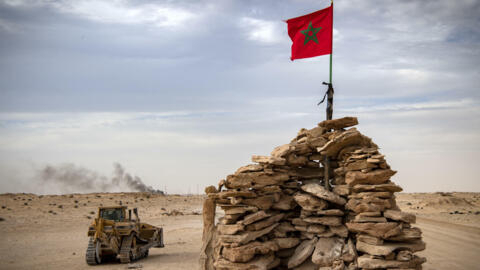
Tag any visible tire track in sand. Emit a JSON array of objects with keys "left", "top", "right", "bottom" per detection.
[{"left": 417, "top": 217, "right": 480, "bottom": 270}]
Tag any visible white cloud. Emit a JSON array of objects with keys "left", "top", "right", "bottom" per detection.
[
  {"left": 333, "top": 28, "right": 342, "bottom": 43},
  {"left": 339, "top": 99, "right": 477, "bottom": 113},
  {"left": 5, "top": 0, "right": 197, "bottom": 27},
  {"left": 240, "top": 17, "right": 282, "bottom": 44}
]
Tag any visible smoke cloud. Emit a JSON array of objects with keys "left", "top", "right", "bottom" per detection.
[{"left": 37, "top": 163, "right": 163, "bottom": 194}]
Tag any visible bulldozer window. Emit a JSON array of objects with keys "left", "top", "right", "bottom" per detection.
[{"left": 100, "top": 208, "right": 124, "bottom": 221}]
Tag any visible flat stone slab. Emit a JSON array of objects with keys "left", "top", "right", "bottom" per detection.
[
  {"left": 221, "top": 241, "right": 277, "bottom": 263},
  {"left": 226, "top": 172, "right": 289, "bottom": 189},
  {"left": 246, "top": 213, "right": 284, "bottom": 231},
  {"left": 219, "top": 223, "right": 278, "bottom": 245},
  {"left": 354, "top": 215, "right": 388, "bottom": 223},
  {"left": 214, "top": 253, "right": 277, "bottom": 270},
  {"left": 311, "top": 237, "right": 344, "bottom": 266},
  {"left": 235, "top": 164, "right": 264, "bottom": 174},
  {"left": 345, "top": 169, "right": 396, "bottom": 186},
  {"left": 386, "top": 227, "right": 422, "bottom": 242},
  {"left": 317, "top": 128, "right": 371, "bottom": 157},
  {"left": 357, "top": 255, "right": 426, "bottom": 269},
  {"left": 270, "top": 144, "right": 293, "bottom": 158},
  {"left": 302, "top": 209, "right": 344, "bottom": 216},
  {"left": 301, "top": 183, "right": 347, "bottom": 205},
  {"left": 352, "top": 182, "right": 402, "bottom": 193},
  {"left": 223, "top": 206, "right": 258, "bottom": 215},
  {"left": 243, "top": 195, "right": 275, "bottom": 210},
  {"left": 218, "top": 190, "right": 257, "bottom": 199},
  {"left": 346, "top": 222, "right": 402, "bottom": 239},
  {"left": 293, "top": 192, "right": 328, "bottom": 211},
  {"left": 287, "top": 238, "right": 318, "bottom": 268},
  {"left": 384, "top": 210, "right": 416, "bottom": 224},
  {"left": 349, "top": 191, "right": 393, "bottom": 199},
  {"left": 318, "top": 116, "right": 358, "bottom": 130},
  {"left": 218, "top": 223, "right": 245, "bottom": 235},
  {"left": 303, "top": 216, "right": 343, "bottom": 226},
  {"left": 221, "top": 238, "right": 300, "bottom": 263},
  {"left": 346, "top": 198, "right": 392, "bottom": 213},
  {"left": 252, "top": 155, "right": 286, "bottom": 166},
  {"left": 241, "top": 211, "right": 271, "bottom": 225},
  {"left": 356, "top": 240, "right": 426, "bottom": 256}
]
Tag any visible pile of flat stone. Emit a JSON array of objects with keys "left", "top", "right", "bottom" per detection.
[
  {"left": 340, "top": 148, "right": 426, "bottom": 270},
  {"left": 199, "top": 116, "right": 426, "bottom": 270}
]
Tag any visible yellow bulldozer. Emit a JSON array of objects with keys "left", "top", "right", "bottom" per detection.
[{"left": 86, "top": 206, "right": 164, "bottom": 265}]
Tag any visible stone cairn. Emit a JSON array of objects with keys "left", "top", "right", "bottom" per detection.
[{"left": 200, "top": 117, "right": 426, "bottom": 270}]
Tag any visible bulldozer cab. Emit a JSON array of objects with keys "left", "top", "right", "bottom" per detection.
[{"left": 98, "top": 206, "right": 127, "bottom": 221}]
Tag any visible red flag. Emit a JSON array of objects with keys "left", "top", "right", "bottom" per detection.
[{"left": 286, "top": 5, "right": 333, "bottom": 61}]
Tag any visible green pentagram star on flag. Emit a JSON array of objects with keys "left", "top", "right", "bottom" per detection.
[{"left": 300, "top": 22, "right": 322, "bottom": 45}]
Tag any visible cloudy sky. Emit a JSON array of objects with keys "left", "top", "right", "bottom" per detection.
[{"left": 0, "top": 0, "right": 479, "bottom": 194}]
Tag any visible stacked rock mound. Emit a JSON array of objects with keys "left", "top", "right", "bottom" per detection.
[{"left": 200, "top": 117, "right": 426, "bottom": 270}]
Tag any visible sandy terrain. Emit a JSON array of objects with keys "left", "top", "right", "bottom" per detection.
[{"left": 0, "top": 192, "right": 479, "bottom": 270}]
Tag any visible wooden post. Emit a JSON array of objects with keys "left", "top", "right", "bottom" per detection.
[
  {"left": 326, "top": 84, "right": 333, "bottom": 120},
  {"left": 324, "top": 84, "right": 334, "bottom": 190}
]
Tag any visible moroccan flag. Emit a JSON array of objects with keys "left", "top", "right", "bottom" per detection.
[{"left": 286, "top": 5, "right": 333, "bottom": 60}]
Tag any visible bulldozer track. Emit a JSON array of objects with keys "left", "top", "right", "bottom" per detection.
[
  {"left": 119, "top": 234, "right": 134, "bottom": 263},
  {"left": 86, "top": 237, "right": 98, "bottom": 265}
]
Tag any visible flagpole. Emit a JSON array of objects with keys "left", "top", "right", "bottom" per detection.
[
  {"left": 327, "top": 0, "right": 333, "bottom": 121},
  {"left": 324, "top": 0, "right": 334, "bottom": 191}
]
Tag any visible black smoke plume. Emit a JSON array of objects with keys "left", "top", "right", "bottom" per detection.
[{"left": 37, "top": 163, "right": 163, "bottom": 194}]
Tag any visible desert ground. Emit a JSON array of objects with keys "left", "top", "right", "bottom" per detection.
[{"left": 0, "top": 192, "right": 479, "bottom": 270}]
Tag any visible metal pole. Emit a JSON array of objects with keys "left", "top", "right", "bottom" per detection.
[{"left": 324, "top": 0, "right": 334, "bottom": 191}]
